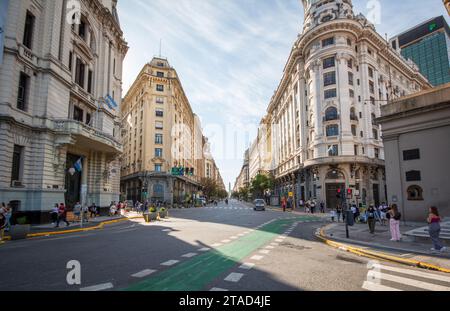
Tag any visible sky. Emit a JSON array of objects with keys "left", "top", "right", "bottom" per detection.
[{"left": 117, "top": 0, "right": 449, "bottom": 190}]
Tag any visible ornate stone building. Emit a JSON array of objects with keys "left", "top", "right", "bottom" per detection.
[
  {"left": 0, "top": 0, "right": 128, "bottom": 222},
  {"left": 263, "top": 0, "right": 431, "bottom": 209}
]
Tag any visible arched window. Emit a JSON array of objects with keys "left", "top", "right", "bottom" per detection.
[
  {"left": 371, "top": 113, "right": 377, "bottom": 125},
  {"left": 325, "top": 107, "right": 338, "bottom": 121},
  {"left": 326, "top": 170, "right": 345, "bottom": 180},
  {"left": 350, "top": 107, "right": 357, "bottom": 120},
  {"left": 407, "top": 185, "right": 423, "bottom": 201},
  {"left": 326, "top": 124, "right": 339, "bottom": 136}
]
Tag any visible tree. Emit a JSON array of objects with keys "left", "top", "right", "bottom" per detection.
[
  {"left": 200, "top": 177, "right": 218, "bottom": 199},
  {"left": 250, "top": 173, "right": 275, "bottom": 199}
]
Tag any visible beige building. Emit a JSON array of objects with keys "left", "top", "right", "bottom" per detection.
[
  {"left": 120, "top": 57, "right": 222, "bottom": 204},
  {"left": 378, "top": 83, "right": 450, "bottom": 221},
  {"left": 241, "top": 0, "right": 431, "bottom": 209},
  {"left": 0, "top": 0, "right": 127, "bottom": 222}
]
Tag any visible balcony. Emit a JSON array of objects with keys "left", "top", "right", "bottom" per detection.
[
  {"left": 53, "top": 119, "right": 122, "bottom": 154},
  {"left": 323, "top": 114, "right": 340, "bottom": 122},
  {"left": 350, "top": 114, "right": 359, "bottom": 121}
]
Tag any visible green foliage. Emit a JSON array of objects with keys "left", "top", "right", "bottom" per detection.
[
  {"left": 149, "top": 207, "right": 157, "bottom": 213},
  {"left": 159, "top": 208, "right": 166, "bottom": 213},
  {"left": 16, "top": 216, "right": 28, "bottom": 225},
  {"left": 250, "top": 173, "right": 274, "bottom": 198}
]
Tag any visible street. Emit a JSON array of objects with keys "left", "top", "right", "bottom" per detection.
[{"left": 1, "top": 200, "right": 449, "bottom": 291}]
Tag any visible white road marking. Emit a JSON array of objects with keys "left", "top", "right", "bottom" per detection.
[
  {"left": 198, "top": 247, "right": 211, "bottom": 252},
  {"left": 230, "top": 236, "right": 238, "bottom": 240},
  {"left": 212, "top": 243, "right": 222, "bottom": 247},
  {"left": 237, "top": 233, "right": 245, "bottom": 237},
  {"left": 132, "top": 269, "right": 156, "bottom": 278},
  {"left": 221, "top": 240, "right": 231, "bottom": 243},
  {"left": 250, "top": 255, "right": 264, "bottom": 261},
  {"left": 239, "top": 263, "right": 255, "bottom": 270},
  {"left": 367, "top": 271, "right": 450, "bottom": 291},
  {"left": 362, "top": 281, "right": 402, "bottom": 291},
  {"left": 162, "top": 229, "right": 171, "bottom": 232},
  {"left": 270, "top": 243, "right": 279, "bottom": 246},
  {"left": 373, "top": 264, "right": 450, "bottom": 283},
  {"left": 80, "top": 283, "right": 114, "bottom": 291},
  {"left": 210, "top": 287, "right": 229, "bottom": 291},
  {"left": 161, "top": 260, "right": 180, "bottom": 266},
  {"left": 224, "top": 273, "right": 244, "bottom": 283},
  {"left": 275, "top": 239, "right": 283, "bottom": 242},
  {"left": 259, "top": 249, "right": 270, "bottom": 254},
  {"left": 182, "top": 253, "right": 197, "bottom": 258},
  {"left": 265, "top": 245, "right": 275, "bottom": 249}
]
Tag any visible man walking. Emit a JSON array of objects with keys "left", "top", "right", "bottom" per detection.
[{"left": 56, "top": 203, "right": 70, "bottom": 228}]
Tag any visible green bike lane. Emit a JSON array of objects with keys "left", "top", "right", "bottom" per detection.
[{"left": 123, "top": 215, "right": 321, "bottom": 291}]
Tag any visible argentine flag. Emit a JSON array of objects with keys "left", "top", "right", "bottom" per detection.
[
  {"left": 74, "top": 158, "right": 83, "bottom": 173},
  {"left": 105, "top": 94, "right": 118, "bottom": 110}
]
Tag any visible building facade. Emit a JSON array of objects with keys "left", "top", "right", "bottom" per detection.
[
  {"left": 242, "top": 0, "right": 431, "bottom": 210},
  {"left": 120, "top": 57, "right": 222, "bottom": 204},
  {"left": 390, "top": 16, "right": 450, "bottom": 87},
  {"left": 378, "top": 83, "right": 450, "bottom": 222},
  {"left": 0, "top": 0, "right": 128, "bottom": 222}
]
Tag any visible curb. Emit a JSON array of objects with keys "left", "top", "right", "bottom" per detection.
[{"left": 316, "top": 224, "right": 450, "bottom": 274}]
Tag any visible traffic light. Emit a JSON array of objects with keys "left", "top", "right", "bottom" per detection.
[
  {"left": 336, "top": 188, "right": 341, "bottom": 199},
  {"left": 347, "top": 189, "right": 353, "bottom": 195}
]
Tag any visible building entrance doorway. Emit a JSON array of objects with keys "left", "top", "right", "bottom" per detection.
[
  {"left": 326, "top": 183, "right": 345, "bottom": 211},
  {"left": 65, "top": 154, "right": 82, "bottom": 209}
]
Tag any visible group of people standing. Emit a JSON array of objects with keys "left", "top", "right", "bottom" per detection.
[{"left": 0, "top": 203, "right": 12, "bottom": 235}]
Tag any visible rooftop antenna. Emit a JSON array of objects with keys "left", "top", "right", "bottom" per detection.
[{"left": 159, "top": 39, "right": 162, "bottom": 57}]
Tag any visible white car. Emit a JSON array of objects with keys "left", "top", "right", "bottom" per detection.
[{"left": 254, "top": 199, "right": 266, "bottom": 211}]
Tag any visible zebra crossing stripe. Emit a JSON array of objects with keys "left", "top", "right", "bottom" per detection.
[
  {"left": 372, "top": 264, "right": 450, "bottom": 283},
  {"left": 362, "top": 281, "right": 402, "bottom": 291},
  {"left": 367, "top": 271, "right": 450, "bottom": 291}
]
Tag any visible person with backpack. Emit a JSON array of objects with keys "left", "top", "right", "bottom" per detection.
[
  {"left": 428, "top": 206, "right": 447, "bottom": 253},
  {"left": 387, "top": 204, "right": 402, "bottom": 242},
  {"left": 367, "top": 204, "right": 376, "bottom": 234}
]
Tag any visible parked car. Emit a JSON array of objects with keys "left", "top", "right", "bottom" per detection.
[{"left": 254, "top": 199, "right": 266, "bottom": 211}]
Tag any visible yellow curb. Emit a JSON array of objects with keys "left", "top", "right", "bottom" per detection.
[
  {"left": 26, "top": 216, "right": 144, "bottom": 239},
  {"left": 317, "top": 225, "right": 450, "bottom": 274}
]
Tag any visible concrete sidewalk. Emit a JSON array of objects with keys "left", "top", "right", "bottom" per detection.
[{"left": 322, "top": 222, "right": 450, "bottom": 270}]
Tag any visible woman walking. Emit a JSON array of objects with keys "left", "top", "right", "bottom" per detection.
[
  {"left": 336, "top": 204, "right": 343, "bottom": 222},
  {"left": 428, "top": 207, "right": 447, "bottom": 253},
  {"left": 388, "top": 204, "right": 402, "bottom": 242},
  {"left": 367, "top": 204, "right": 376, "bottom": 234}
]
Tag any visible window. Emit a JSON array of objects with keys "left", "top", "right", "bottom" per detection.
[
  {"left": 79, "top": 19, "right": 86, "bottom": 40},
  {"left": 362, "top": 147, "right": 365, "bottom": 154},
  {"left": 373, "top": 129, "right": 378, "bottom": 140},
  {"left": 374, "top": 148, "right": 379, "bottom": 159},
  {"left": 155, "top": 134, "right": 163, "bottom": 144},
  {"left": 11, "top": 145, "right": 23, "bottom": 183},
  {"left": 156, "top": 97, "right": 164, "bottom": 104},
  {"left": 157, "top": 62, "right": 164, "bottom": 67},
  {"left": 348, "top": 72, "right": 354, "bottom": 85},
  {"left": 350, "top": 108, "right": 357, "bottom": 120},
  {"left": 75, "top": 58, "right": 85, "bottom": 88},
  {"left": 73, "top": 106, "right": 83, "bottom": 122},
  {"left": 406, "top": 171, "right": 421, "bottom": 182},
  {"left": 113, "top": 59, "right": 116, "bottom": 75},
  {"left": 325, "top": 107, "right": 338, "bottom": 121},
  {"left": 349, "top": 89, "right": 354, "bottom": 98},
  {"left": 323, "top": 57, "right": 335, "bottom": 69},
  {"left": 369, "top": 81, "right": 375, "bottom": 94},
  {"left": 156, "top": 71, "right": 164, "bottom": 77},
  {"left": 403, "top": 149, "right": 420, "bottom": 161},
  {"left": 155, "top": 121, "right": 163, "bottom": 129},
  {"left": 360, "top": 131, "right": 364, "bottom": 138},
  {"left": 354, "top": 145, "right": 358, "bottom": 155},
  {"left": 347, "top": 38, "right": 352, "bottom": 46},
  {"left": 156, "top": 84, "right": 164, "bottom": 92},
  {"left": 324, "top": 72, "right": 336, "bottom": 86},
  {"left": 351, "top": 125, "right": 357, "bottom": 136},
  {"left": 326, "top": 125, "right": 339, "bottom": 137},
  {"left": 156, "top": 109, "right": 164, "bottom": 117},
  {"left": 155, "top": 164, "right": 162, "bottom": 172},
  {"left": 407, "top": 185, "right": 423, "bottom": 201},
  {"left": 370, "top": 96, "right": 375, "bottom": 105},
  {"left": 324, "top": 89, "right": 337, "bottom": 99},
  {"left": 86, "top": 113, "right": 91, "bottom": 126},
  {"left": 348, "top": 59, "right": 353, "bottom": 69},
  {"left": 69, "top": 52, "right": 73, "bottom": 72},
  {"left": 368, "top": 67, "right": 374, "bottom": 78},
  {"left": 155, "top": 148, "right": 163, "bottom": 158},
  {"left": 87, "top": 70, "right": 93, "bottom": 94},
  {"left": 322, "top": 37, "right": 335, "bottom": 47},
  {"left": 17, "top": 72, "right": 30, "bottom": 111},
  {"left": 328, "top": 145, "right": 339, "bottom": 156},
  {"left": 23, "top": 11, "right": 35, "bottom": 49}
]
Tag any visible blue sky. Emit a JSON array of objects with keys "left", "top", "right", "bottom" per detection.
[{"left": 117, "top": 0, "right": 449, "bottom": 190}]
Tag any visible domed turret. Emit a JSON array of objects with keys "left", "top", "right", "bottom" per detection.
[{"left": 301, "top": 0, "right": 354, "bottom": 32}]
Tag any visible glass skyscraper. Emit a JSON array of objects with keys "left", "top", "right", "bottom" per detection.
[{"left": 390, "top": 16, "right": 450, "bottom": 86}]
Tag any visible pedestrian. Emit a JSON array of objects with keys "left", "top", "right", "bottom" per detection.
[
  {"left": 82, "top": 205, "right": 89, "bottom": 223},
  {"left": 330, "top": 209, "right": 336, "bottom": 222},
  {"left": 0, "top": 213, "right": 5, "bottom": 241},
  {"left": 0, "top": 203, "right": 12, "bottom": 232},
  {"left": 336, "top": 204, "right": 343, "bottom": 222},
  {"left": 282, "top": 197, "right": 286, "bottom": 212},
  {"left": 109, "top": 202, "right": 117, "bottom": 217},
  {"left": 56, "top": 203, "right": 70, "bottom": 227},
  {"left": 50, "top": 204, "right": 59, "bottom": 225},
  {"left": 320, "top": 201, "right": 325, "bottom": 214},
  {"left": 287, "top": 197, "right": 292, "bottom": 210},
  {"left": 310, "top": 200, "right": 316, "bottom": 214},
  {"left": 380, "top": 204, "right": 388, "bottom": 226},
  {"left": 428, "top": 207, "right": 447, "bottom": 253},
  {"left": 367, "top": 204, "right": 376, "bottom": 234},
  {"left": 73, "top": 202, "right": 82, "bottom": 222},
  {"left": 387, "top": 204, "right": 402, "bottom": 242},
  {"left": 351, "top": 204, "right": 357, "bottom": 222},
  {"left": 89, "top": 203, "right": 97, "bottom": 218},
  {"left": 299, "top": 199, "right": 304, "bottom": 211}
]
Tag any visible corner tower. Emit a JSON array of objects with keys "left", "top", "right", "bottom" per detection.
[{"left": 301, "top": 0, "right": 354, "bottom": 32}]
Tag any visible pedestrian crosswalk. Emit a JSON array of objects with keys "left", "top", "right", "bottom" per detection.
[
  {"left": 203, "top": 206, "right": 251, "bottom": 210},
  {"left": 362, "top": 263, "right": 450, "bottom": 291}
]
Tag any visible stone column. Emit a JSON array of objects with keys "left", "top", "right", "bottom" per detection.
[{"left": 309, "top": 60, "right": 322, "bottom": 158}]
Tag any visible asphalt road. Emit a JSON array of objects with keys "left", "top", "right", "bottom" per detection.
[{"left": 1, "top": 200, "right": 449, "bottom": 291}]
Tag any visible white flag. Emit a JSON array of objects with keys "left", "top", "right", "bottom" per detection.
[{"left": 127, "top": 114, "right": 133, "bottom": 128}]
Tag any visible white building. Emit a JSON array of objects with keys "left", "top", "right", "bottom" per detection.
[
  {"left": 0, "top": 0, "right": 128, "bottom": 222},
  {"left": 266, "top": 0, "right": 430, "bottom": 209}
]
